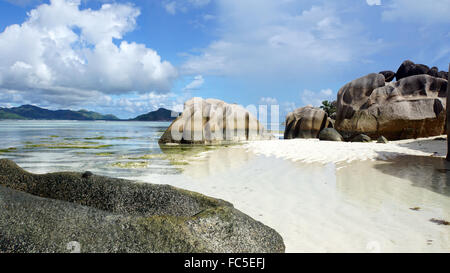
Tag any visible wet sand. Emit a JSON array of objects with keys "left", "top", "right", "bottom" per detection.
[{"left": 132, "top": 145, "right": 450, "bottom": 253}]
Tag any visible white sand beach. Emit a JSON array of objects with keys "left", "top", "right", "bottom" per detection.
[
  {"left": 244, "top": 136, "right": 447, "bottom": 165},
  {"left": 134, "top": 136, "right": 450, "bottom": 253}
]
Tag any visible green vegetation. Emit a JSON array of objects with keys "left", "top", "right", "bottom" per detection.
[
  {"left": 0, "top": 110, "right": 27, "bottom": 120},
  {"left": 320, "top": 100, "right": 337, "bottom": 117},
  {"left": 0, "top": 148, "right": 17, "bottom": 154}
]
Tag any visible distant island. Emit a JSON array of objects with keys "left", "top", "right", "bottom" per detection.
[
  {"left": 130, "top": 107, "right": 179, "bottom": 121},
  {"left": 0, "top": 104, "right": 179, "bottom": 121}
]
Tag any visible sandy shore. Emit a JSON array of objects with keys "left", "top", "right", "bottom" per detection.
[
  {"left": 134, "top": 137, "right": 450, "bottom": 253},
  {"left": 244, "top": 136, "right": 447, "bottom": 164}
]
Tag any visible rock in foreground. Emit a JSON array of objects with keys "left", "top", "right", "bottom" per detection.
[
  {"left": 335, "top": 73, "right": 447, "bottom": 140},
  {"left": 284, "top": 106, "right": 330, "bottom": 139},
  {"left": 0, "top": 159, "right": 285, "bottom": 253},
  {"left": 318, "top": 128, "right": 344, "bottom": 141},
  {"left": 159, "top": 98, "right": 273, "bottom": 144}
]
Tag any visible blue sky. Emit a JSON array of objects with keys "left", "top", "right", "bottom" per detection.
[{"left": 0, "top": 0, "right": 449, "bottom": 119}]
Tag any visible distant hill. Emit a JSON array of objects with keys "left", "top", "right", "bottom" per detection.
[
  {"left": 0, "top": 105, "right": 119, "bottom": 121},
  {"left": 131, "top": 108, "right": 179, "bottom": 121}
]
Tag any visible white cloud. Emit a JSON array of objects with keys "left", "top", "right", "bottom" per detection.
[
  {"left": 0, "top": 0, "right": 177, "bottom": 108},
  {"left": 382, "top": 0, "right": 450, "bottom": 24},
  {"left": 183, "top": 75, "right": 204, "bottom": 90},
  {"left": 259, "top": 97, "right": 278, "bottom": 105},
  {"left": 366, "top": 0, "right": 381, "bottom": 6},
  {"left": 164, "top": 2, "right": 177, "bottom": 15},
  {"left": 300, "top": 88, "right": 334, "bottom": 107},
  {"left": 182, "top": 1, "right": 383, "bottom": 77},
  {"left": 163, "top": 0, "right": 211, "bottom": 15}
]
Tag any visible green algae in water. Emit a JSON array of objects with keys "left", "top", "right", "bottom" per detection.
[
  {"left": 95, "top": 152, "right": 115, "bottom": 156},
  {"left": 128, "top": 154, "right": 164, "bottom": 160},
  {"left": 25, "top": 143, "right": 113, "bottom": 149},
  {"left": 84, "top": 136, "right": 105, "bottom": 140},
  {"left": 112, "top": 161, "right": 150, "bottom": 168},
  {"left": 0, "top": 148, "right": 17, "bottom": 154}
]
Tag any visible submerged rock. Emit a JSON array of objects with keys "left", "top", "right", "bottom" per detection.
[
  {"left": 0, "top": 159, "right": 285, "bottom": 253},
  {"left": 318, "top": 128, "right": 343, "bottom": 142},
  {"left": 159, "top": 98, "right": 273, "bottom": 144},
  {"left": 335, "top": 73, "right": 447, "bottom": 140},
  {"left": 284, "top": 106, "right": 330, "bottom": 139}
]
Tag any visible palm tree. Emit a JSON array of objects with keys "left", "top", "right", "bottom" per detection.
[{"left": 320, "top": 100, "right": 337, "bottom": 118}]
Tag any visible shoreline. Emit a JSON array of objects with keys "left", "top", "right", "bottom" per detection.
[{"left": 244, "top": 136, "right": 447, "bottom": 165}]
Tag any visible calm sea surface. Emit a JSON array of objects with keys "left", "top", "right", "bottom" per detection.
[{"left": 0, "top": 120, "right": 178, "bottom": 177}]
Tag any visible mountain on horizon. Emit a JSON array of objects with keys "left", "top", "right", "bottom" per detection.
[
  {"left": 0, "top": 105, "right": 119, "bottom": 121},
  {"left": 131, "top": 108, "right": 179, "bottom": 121},
  {"left": 0, "top": 105, "right": 180, "bottom": 121}
]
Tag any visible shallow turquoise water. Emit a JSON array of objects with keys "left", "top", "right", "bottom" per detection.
[{"left": 0, "top": 120, "right": 179, "bottom": 177}]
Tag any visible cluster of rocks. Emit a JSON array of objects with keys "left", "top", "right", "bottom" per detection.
[
  {"left": 0, "top": 159, "right": 285, "bottom": 253},
  {"left": 380, "top": 60, "right": 448, "bottom": 83},
  {"left": 284, "top": 60, "right": 448, "bottom": 142}
]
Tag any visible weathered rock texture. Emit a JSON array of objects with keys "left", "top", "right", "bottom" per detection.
[
  {"left": 379, "top": 70, "right": 395, "bottom": 82},
  {"left": 284, "top": 106, "right": 330, "bottom": 139},
  {"left": 395, "top": 60, "right": 448, "bottom": 81},
  {"left": 159, "top": 98, "right": 273, "bottom": 144},
  {"left": 318, "top": 128, "right": 343, "bottom": 141},
  {"left": 336, "top": 73, "right": 448, "bottom": 140},
  {"left": 0, "top": 159, "right": 285, "bottom": 253}
]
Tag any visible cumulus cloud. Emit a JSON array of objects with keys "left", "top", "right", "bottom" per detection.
[
  {"left": 182, "top": 0, "right": 383, "bottom": 77},
  {"left": 366, "top": 0, "right": 381, "bottom": 6},
  {"left": 382, "top": 0, "right": 450, "bottom": 24},
  {"left": 0, "top": 0, "right": 177, "bottom": 108},
  {"left": 300, "top": 88, "right": 334, "bottom": 107}
]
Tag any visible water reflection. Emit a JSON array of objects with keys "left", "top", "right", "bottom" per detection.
[{"left": 372, "top": 153, "right": 450, "bottom": 197}]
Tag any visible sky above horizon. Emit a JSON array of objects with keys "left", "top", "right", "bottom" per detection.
[{"left": 0, "top": 0, "right": 449, "bottom": 119}]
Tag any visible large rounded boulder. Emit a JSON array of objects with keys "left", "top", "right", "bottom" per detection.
[
  {"left": 335, "top": 73, "right": 448, "bottom": 140},
  {"left": 284, "top": 106, "right": 330, "bottom": 139},
  {"left": 396, "top": 60, "right": 430, "bottom": 81},
  {"left": 159, "top": 98, "right": 273, "bottom": 144},
  {"left": 0, "top": 159, "right": 285, "bottom": 253}
]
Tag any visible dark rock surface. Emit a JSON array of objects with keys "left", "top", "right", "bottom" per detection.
[
  {"left": 379, "top": 70, "right": 395, "bottom": 82},
  {"left": 351, "top": 134, "right": 371, "bottom": 142},
  {"left": 396, "top": 60, "right": 430, "bottom": 81},
  {"left": 318, "top": 128, "right": 343, "bottom": 141},
  {"left": 0, "top": 159, "right": 285, "bottom": 253},
  {"left": 438, "top": 71, "right": 449, "bottom": 80}
]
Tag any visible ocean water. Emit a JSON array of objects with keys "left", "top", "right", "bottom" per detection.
[
  {"left": 1, "top": 120, "right": 449, "bottom": 252},
  {"left": 0, "top": 120, "right": 178, "bottom": 176}
]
